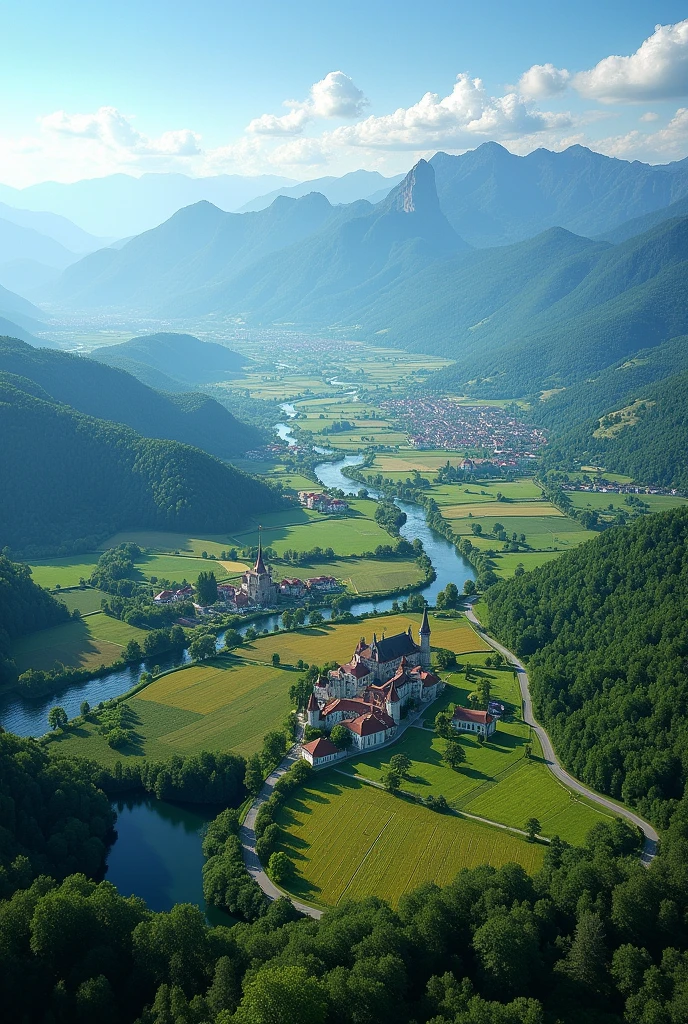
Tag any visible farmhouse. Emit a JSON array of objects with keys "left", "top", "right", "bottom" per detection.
[
  {"left": 302, "top": 608, "right": 444, "bottom": 761},
  {"left": 306, "top": 575, "right": 339, "bottom": 593},
  {"left": 298, "top": 491, "right": 349, "bottom": 514},
  {"left": 451, "top": 706, "right": 496, "bottom": 738},
  {"left": 279, "top": 577, "right": 306, "bottom": 597}
]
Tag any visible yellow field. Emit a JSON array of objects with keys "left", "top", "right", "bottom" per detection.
[
  {"left": 442, "top": 502, "right": 563, "bottom": 520},
  {"left": 277, "top": 773, "right": 545, "bottom": 907},
  {"left": 241, "top": 612, "right": 489, "bottom": 668}
]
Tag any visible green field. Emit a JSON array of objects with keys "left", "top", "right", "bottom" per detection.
[
  {"left": 275, "top": 773, "right": 545, "bottom": 907},
  {"left": 47, "top": 656, "right": 295, "bottom": 764},
  {"left": 567, "top": 491, "right": 688, "bottom": 514},
  {"left": 28, "top": 556, "right": 101, "bottom": 590},
  {"left": 486, "top": 551, "right": 563, "bottom": 577},
  {"left": 102, "top": 530, "right": 248, "bottom": 558},
  {"left": 55, "top": 589, "right": 108, "bottom": 614},
  {"left": 293, "top": 397, "right": 409, "bottom": 450},
  {"left": 272, "top": 557, "right": 425, "bottom": 595},
  {"left": 231, "top": 501, "right": 398, "bottom": 557},
  {"left": 12, "top": 612, "right": 148, "bottom": 673}
]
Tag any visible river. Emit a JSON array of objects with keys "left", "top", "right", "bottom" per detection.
[{"left": 0, "top": 452, "right": 471, "bottom": 738}]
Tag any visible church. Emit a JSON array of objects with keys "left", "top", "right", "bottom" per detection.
[
  {"left": 240, "top": 538, "right": 278, "bottom": 607},
  {"left": 302, "top": 608, "right": 444, "bottom": 764}
]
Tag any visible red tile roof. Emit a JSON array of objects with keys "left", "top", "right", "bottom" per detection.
[
  {"left": 307, "top": 692, "right": 319, "bottom": 712},
  {"left": 321, "top": 697, "right": 371, "bottom": 717},
  {"left": 343, "top": 711, "right": 395, "bottom": 736},
  {"left": 452, "top": 707, "right": 494, "bottom": 724},
  {"left": 302, "top": 737, "right": 340, "bottom": 758},
  {"left": 340, "top": 661, "right": 371, "bottom": 678}
]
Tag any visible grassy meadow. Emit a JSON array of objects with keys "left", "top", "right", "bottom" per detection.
[
  {"left": 272, "top": 557, "right": 425, "bottom": 595},
  {"left": 275, "top": 773, "right": 546, "bottom": 908},
  {"left": 12, "top": 612, "right": 148, "bottom": 673},
  {"left": 231, "top": 501, "right": 394, "bottom": 557}
]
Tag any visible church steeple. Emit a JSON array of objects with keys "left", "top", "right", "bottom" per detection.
[
  {"left": 254, "top": 532, "right": 267, "bottom": 575},
  {"left": 419, "top": 605, "right": 431, "bottom": 669},
  {"left": 420, "top": 605, "right": 430, "bottom": 636}
]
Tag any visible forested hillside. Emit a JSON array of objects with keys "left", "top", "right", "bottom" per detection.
[
  {"left": 92, "top": 332, "right": 247, "bottom": 386},
  {"left": 486, "top": 507, "right": 688, "bottom": 828},
  {"left": 544, "top": 369, "right": 688, "bottom": 489},
  {"left": 0, "top": 556, "right": 69, "bottom": 685},
  {"left": 0, "top": 376, "right": 279, "bottom": 555},
  {"left": 0, "top": 338, "right": 263, "bottom": 458}
]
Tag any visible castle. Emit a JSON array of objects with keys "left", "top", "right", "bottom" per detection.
[
  {"left": 240, "top": 537, "right": 279, "bottom": 607},
  {"left": 301, "top": 608, "right": 444, "bottom": 765}
]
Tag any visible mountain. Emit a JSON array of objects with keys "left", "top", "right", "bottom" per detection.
[
  {"left": 0, "top": 373, "right": 279, "bottom": 556},
  {"left": 0, "top": 317, "right": 40, "bottom": 346},
  {"left": 0, "top": 172, "right": 297, "bottom": 237},
  {"left": 0, "top": 217, "right": 77, "bottom": 270},
  {"left": 91, "top": 332, "right": 248, "bottom": 386},
  {"left": 0, "top": 338, "right": 263, "bottom": 459},
  {"left": 173, "top": 160, "right": 467, "bottom": 322},
  {"left": 544, "top": 367, "right": 688, "bottom": 490},
  {"left": 237, "top": 169, "right": 405, "bottom": 213},
  {"left": 486, "top": 504, "right": 688, "bottom": 825},
  {"left": 0, "top": 202, "right": 105, "bottom": 252},
  {"left": 0, "top": 282, "right": 44, "bottom": 319},
  {"left": 430, "top": 143, "right": 688, "bottom": 246},
  {"left": 0, "top": 258, "right": 62, "bottom": 298},
  {"left": 598, "top": 192, "right": 688, "bottom": 244},
  {"left": 49, "top": 192, "right": 340, "bottom": 309}
]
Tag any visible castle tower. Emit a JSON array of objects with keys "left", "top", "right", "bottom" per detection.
[
  {"left": 386, "top": 682, "right": 401, "bottom": 724},
  {"left": 306, "top": 691, "right": 320, "bottom": 728},
  {"left": 244, "top": 533, "right": 277, "bottom": 607},
  {"left": 419, "top": 605, "right": 431, "bottom": 669}
]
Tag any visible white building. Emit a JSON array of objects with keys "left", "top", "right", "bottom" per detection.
[{"left": 451, "top": 706, "right": 496, "bottom": 738}]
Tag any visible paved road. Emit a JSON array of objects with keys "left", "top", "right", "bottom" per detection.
[
  {"left": 240, "top": 745, "right": 324, "bottom": 919},
  {"left": 464, "top": 602, "right": 659, "bottom": 865}
]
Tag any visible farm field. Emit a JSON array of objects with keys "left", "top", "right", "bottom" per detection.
[
  {"left": 12, "top": 612, "right": 148, "bottom": 673},
  {"left": 271, "top": 557, "right": 425, "bottom": 595},
  {"left": 241, "top": 612, "right": 489, "bottom": 668},
  {"left": 28, "top": 555, "right": 101, "bottom": 590},
  {"left": 293, "top": 399, "right": 408, "bottom": 450},
  {"left": 275, "top": 773, "right": 545, "bottom": 908},
  {"left": 231, "top": 500, "right": 395, "bottom": 557},
  {"left": 567, "top": 491, "right": 688, "bottom": 514},
  {"left": 102, "top": 531, "right": 248, "bottom": 558},
  {"left": 48, "top": 656, "right": 295, "bottom": 765},
  {"left": 135, "top": 553, "right": 245, "bottom": 584},
  {"left": 486, "top": 551, "right": 563, "bottom": 577},
  {"left": 55, "top": 588, "right": 108, "bottom": 614}
]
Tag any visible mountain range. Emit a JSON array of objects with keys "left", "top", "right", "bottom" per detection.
[
  {"left": 0, "top": 338, "right": 263, "bottom": 459},
  {"left": 237, "top": 169, "right": 405, "bottom": 212},
  {"left": 91, "top": 332, "right": 249, "bottom": 387}
]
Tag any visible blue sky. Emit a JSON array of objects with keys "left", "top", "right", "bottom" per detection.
[{"left": 3, "top": 1, "right": 688, "bottom": 184}]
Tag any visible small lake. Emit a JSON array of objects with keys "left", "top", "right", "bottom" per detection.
[{"left": 105, "top": 794, "right": 235, "bottom": 922}]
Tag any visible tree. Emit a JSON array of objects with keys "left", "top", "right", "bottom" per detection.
[
  {"left": 293, "top": 608, "right": 306, "bottom": 626},
  {"left": 47, "top": 706, "right": 68, "bottom": 730},
  {"left": 463, "top": 579, "right": 476, "bottom": 595},
  {"left": 189, "top": 633, "right": 216, "bottom": 661},
  {"left": 382, "top": 770, "right": 401, "bottom": 793},
  {"left": 244, "top": 754, "right": 264, "bottom": 797},
  {"left": 525, "top": 817, "right": 541, "bottom": 842},
  {"left": 493, "top": 523, "right": 505, "bottom": 536},
  {"left": 272, "top": 652, "right": 281, "bottom": 667},
  {"left": 558, "top": 912, "right": 608, "bottom": 993},
  {"left": 222, "top": 629, "right": 243, "bottom": 651},
  {"left": 195, "top": 570, "right": 218, "bottom": 606},
  {"left": 124, "top": 639, "right": 143, "bottom": 662},
  {"left": 443, "top": 741, "right": 466, "bottom": 771},
  {"left": 471, "top": 524, "right": 482, "bottom": 536},
  {"left": 281, "top": 610, "right": 293, "bottom": 630},
  {"left": 436, "top": 648, "right": 458, "bottom": 670},
  {"left": 444, "top": 582, "right": 460, "bottom": 607},
  {"left": 330, "top": 724, "right": 353, "bottom": 749},
  {"left": 389, "top": 752, "right": 412, "bottom": 778},
  {"left": 308, "top": 610, "right": 324, "bottom": 626},
  {"left": 479, "top": 677, "right": 492, "bottom": 707},
  {"left": 235, "top": 964, "right": 327, "bottom": 1024},
  {"left": 80, "top": 700, "right": 90, "bottom": 717},
  {"left": 267, "top": 850, "right": 294, "bottom": 886},
  {"left": 435, "top": 710, "right": 453, "bottom": 738},
  {"left": 262, "top": 730, "right": 287, "bottom": 771}
]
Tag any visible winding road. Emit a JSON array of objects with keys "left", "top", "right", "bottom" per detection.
[
  {"left": 464, "top": 601, "right": 659, "bottom": 865},
  {"left": 240, "top": 607, "right": 659, "bottom": 919}
]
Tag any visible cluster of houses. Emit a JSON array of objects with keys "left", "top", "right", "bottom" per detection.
[
  {"left": 152, "top": 584, "right": 194, "bottom": 604},
  {"left": 279, "top": 575, "right": 340, "bottom": 597},
  {"left": 298, "top": 491, "right": 349, "bottom": 514}
]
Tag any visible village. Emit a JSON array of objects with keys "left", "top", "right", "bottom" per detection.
[{"left": 381, "top": 397, "right": 547, "bottom": 461}]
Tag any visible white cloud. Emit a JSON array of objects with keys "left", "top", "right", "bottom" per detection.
[
  {"left": 640, "top": 111, "right": 659, "bottom": 122},
  {"left": 327, "top": 74, "right": 572, "bottom": 150},
  {"left": 588, "top": 107, "right": 688, "bottom": 161},
  {"left": 41, "top": 106, "right": 201, "bottom": 156},
  {"left": 575, "top": 19, "right": 688, "bottom": 102},
  {"left": 247, "top": 70, "right": 367, "bottom": 135},
  {"left": 518, "top": 63, "right": 571, "bottom": 99}
]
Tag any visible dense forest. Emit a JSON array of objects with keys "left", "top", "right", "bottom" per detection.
[
  {"left": 0, "top": 375, "right": 280, "bottom": 556},
  {"left": 4, "top": 726, "right": 688, "bottom": 1024},
  {"left": 0, "top": 555, "right": 69, "bottom": 685},
  {"left": 543, "top": 369, "right": 688, "bottom": 490},
  {"left": 0, "top": 338, "right": 263, "bottom": 460},
  {"left": 486, "top": 507, "right": 688, "bottom": 829}
]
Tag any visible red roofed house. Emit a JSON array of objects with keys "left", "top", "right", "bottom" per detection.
[
  {"left": 451, "top": 706, "right": 496, "bottom": 738},
  {"left": 301, "top": 737, "right": 342, "bottom": 767},
  {"left": 154, "top": 590, "right": 174, "bottom": 604}
]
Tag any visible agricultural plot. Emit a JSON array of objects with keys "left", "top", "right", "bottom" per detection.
[
  {"left": 242, "top": 612, "right": 488, "bottom": 669},
  {"left": 271, "top": 557, "right": 425, "bottom": 596},
  {"left": 135, "top": 553, "right": 243, "bottom": 584},
  {"left": 231, "top": 501, "right": 394, "bottom": 557},
  {"left": 55, "top": 588, "right": 108, "bottom": 614},
  {"left": 28, "top": 556, "right": 101, "bottom": 590},
  {"left": 49, "top": 656, "right": 295, "bottom": 765},
  {"left": 466, "top": 761, "right": 613, "bottom": 846},
  {"left": 102, "top": 531, "right": 248, "bottom": 558},
  {"left": 567, "top": 491, "right": 688, "bottom": 514},
  {"left": 275, "top": 773, "right": 545, "bottom": 908},
  {"left": 12, "top": 612, "right": 148, "bottom": 673},
  {"left": 486, "top": 552, "right": 562, "bottom": 577}
]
